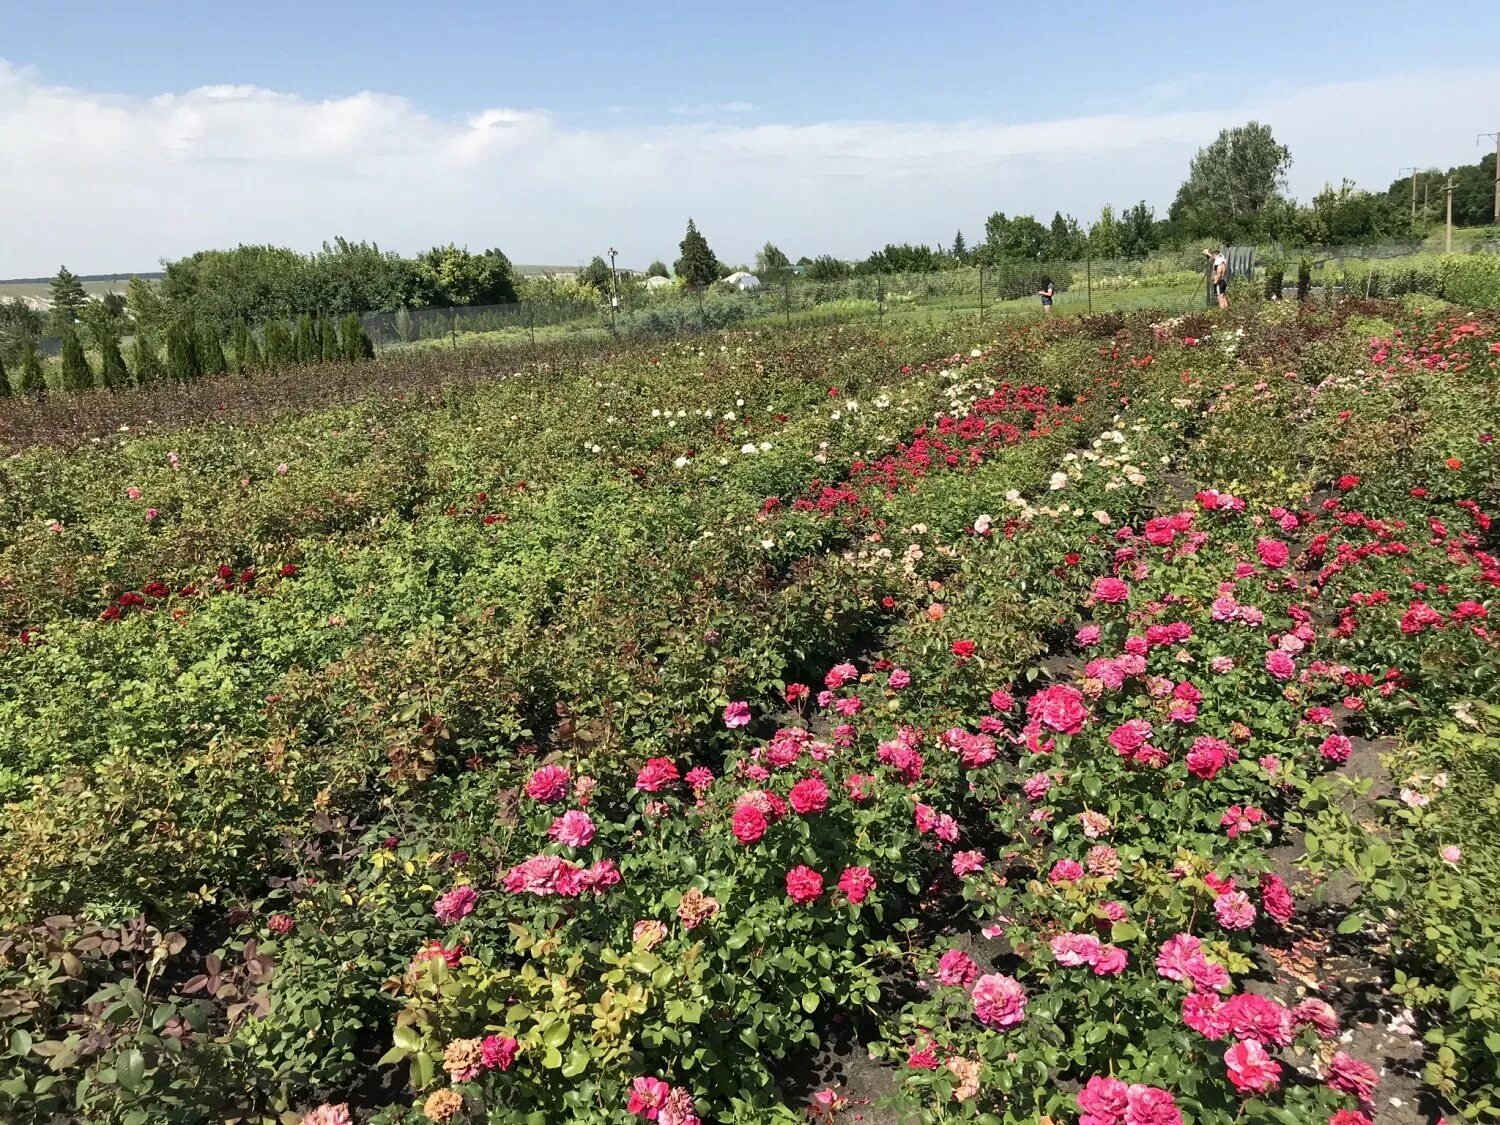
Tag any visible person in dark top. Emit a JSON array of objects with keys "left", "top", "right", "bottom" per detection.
[
  {"left": 1037, "top": 277, "right": 1054, "bottom": 313},
  {"left": 1205, "top": 248, "right": 1229, "bottom": 308}
]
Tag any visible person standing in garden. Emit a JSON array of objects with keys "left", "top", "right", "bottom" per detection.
[
  {"left": 1037, "top": 277, "right": 1055, "bottom": 313},
  {"left": 1205, "top": 248, "right": 1229, "bottom": 308}
]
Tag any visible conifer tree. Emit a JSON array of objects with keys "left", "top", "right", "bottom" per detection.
[
  {"left": 47, "top": 266, "right": 88, "bottom": 334},
  {"left": 131, "top": 333, "right": 164, "bottom": 385},
  {"left": 165, "top": 321, "right": 201, "bottom": 382},
  {"left": 320, "top": 315, "right": 340, "bottom": 363},
  {"left": 673, "top": 219, "right": 720, "bottom": 288},
  {"left": 294, "top": 314, "right": 317, "bottom": 364},
  {"left": 98, "top": 333, "right": 128, "bottom": 390},
  {"left": 197, "top": 323, "right": 228, "bottom": 377},
  {"left": 263, "top": 320, "right": 293, "bottom": 368},
  {"left": 18, "top": 334, "right": 45, "bottom": 395},
  {"left": 230, "top": 318, "right": 262, "bottom": 373},
  {"left": 59, "top": 326, "right": 94, "bottom": 391},
  {"left": 341, "top": 312, "right": 374, "bottom": 361}
]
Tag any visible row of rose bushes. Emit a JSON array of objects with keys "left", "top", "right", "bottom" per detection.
[{"left": 1, "top": 300, "right": 1494, "bottom": 1123}]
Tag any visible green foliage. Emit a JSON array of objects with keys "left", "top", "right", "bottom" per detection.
[
  {"left": 196, "top": 323, "right": 228, "bottom": 377},
  {"left": 1048, "top": 212, "right": 1084, "bottom": 260},
  {"left": 578, "top": 256, "right": 613, "bottom": 293},
  {"left": 0, "top": 353, "right": 8, "bottom": 398},
  {"left": 412, "top": 245, "right": 518, "bottom": 306},
  {"left": 58, "top": 326, "right": 93, "bottom": 391},
  {"left": 674, "top": 219, "right": 721, "bottom": 288},
  {"left": 1088, "top": 204, "right": 1123, "bottom": 260},
  {"left": 262, "top": 320, "right": 294, "bottom": 368},
  {"left": 0, "top": 298, "right": 45, "bottom": 366},
  {"left": 319, "top": 315, "right": 340, "bottom": 363},
  {"left": 803, "top": 254, "right": 851, "bottom": 281},
  {"left": 862, "top": 243, "right": 945, "bottom": 273},
  {"left": 1120, "top": 201, "right": 1159, "bottom": 259},
  {"left": 755, "top": 242, "right": 792, "bottom": 279},
  {"left": 1170, "top": 120, "right": 1292, "bottom": 241},
  {"left": 46, "top": 266, "right": 88, "bottom": 334},
  {"left": 164, "top": 321, "right": 201, "bottom": 382},
  {"left": 294, "top": 314, "right": 317, "bottom": 364},
  {"left": 230, "top": 318, "right": 261, "bottom": 374},
  {"left": 130, "top": 333, "right": 163, "bottom": 385},
  {"left": 97, "top": 333, "right": 128, "bottom": 391},
  {"left": 341, "top": 312, "right": 374, "bottom": 362},
  {"left": 126, "top": 275, "right": 168, "bottom": 338},
  {"left": 646, "top": 260, "right": 670, "bottom": 279},
  {"left": 16, "top": 333, "right": 45, "bottom": 394}
]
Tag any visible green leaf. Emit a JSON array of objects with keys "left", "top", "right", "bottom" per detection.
[
  {"left": 9, "top": 1029, "right": 32, "bottom": 1059},
  {"left": 1336, "top": 912, "right": 1364, "bottom": 935},
  {"left": 801, "top": 991, "right": 819, "bottom": 1013},
  {"left": 116, "top": 1047, "right": 145, "bottom": 1091},
  {"left": 542, "top": 1020, "right": 570, "bottom": 1049}
]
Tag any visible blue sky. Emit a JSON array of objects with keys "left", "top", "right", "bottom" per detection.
[{"left": 3, "top": 1, "right": 1499, "bottom": 274}]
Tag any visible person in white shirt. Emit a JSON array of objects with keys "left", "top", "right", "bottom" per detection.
[{"left": 1204, "top": 248, "right": 1229, "bottom": 309}]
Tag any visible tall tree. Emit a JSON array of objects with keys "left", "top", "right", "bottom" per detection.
[
  {"left": 950, "top": 231, "right": 968, "bottom": 263},
  {"left": 131, "top": 333, "right": 164, "bottom": 385},
  {"left": 230, "top": 318, "right": 262, "bottom": 373},
  {"left": 59, "top": 326, "right": 94, "bottom": 391},
  {"left": 646, "top": 260, "right": 670, "bottom": 279},
  {"left": 263, "top": 320, "right": 294, "bottom": 368},
  {"left": 412, "top": 245, "right": 518, "bottom": 306},
  {"left": 126, "top": 276, "right": 168, "bottom": 338},
  {"left": 1170, "top": 121, "right": 1292, "bottom": 241},
  {"left": 1047, "top": 213, "right": 1083, "bottom": 260},
  {"left": 578, "top": 256, "right": 613, "bottom": 293},
  {"left": 197, "top": 322, "right": 228, "bottom": 376},
  {"left": 755, "top": 242, "right": 791, "bottom": 278},
  {"left": 341, "top": 312, "right": 375, "bottom": 361},
  {"left": 98, "top": 333, "right": 128, "bottom": 390},
  {"left": 673, "top": 219, "right": 720, "bottom": 288},
  {"left": 294, "top": 314, "right": 318, "bottom": 363},
  {"left": 1120, "top": 201, "right": 1159, "bottom": 259},
  {"left": 319, "top": 315, "right": 340, "bottom": 363},
  {"left": 804, "top": 255, "right": 851, "bottom": 281},
  {"left": 1089, "top": 206, "right": 1123, "bottom": 260},
  {"left": 164, "top": 321, "right": 201, "bottom": 382},
  {"left": 47, "top": 266, "right": 89, "bottom": 334}
]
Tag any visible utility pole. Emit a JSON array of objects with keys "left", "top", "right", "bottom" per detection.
[
  {"left": 1445, "top": 176, "right": 1455, "bottom": 253},
  {"left": 607, "top": 247, "right": 620, "bottom": 334},
  {"left": 1399, "top": 167, "right": 1419, "bottom": 220},
  {"left": 1481, "top": 133, "right": 1500, "bottom": 224}
]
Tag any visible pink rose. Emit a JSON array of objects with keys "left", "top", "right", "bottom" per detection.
[
  {"left": 1256, "top": 538, "right": 1290, "bottom": 569},
  {"left": 785, "top": 865, "right": 824, "bottom": 905},
  {"left": 1077, "top": 1075, "right": 1129, "bottom": 1125},
  {"left": 1123, "top": 1084, "right": 1182, "bottom": 1125},
  {"left": 1027, "top": 683, "right": 1088, "bottom": 735},
  {"left": 1225, "top": 1038, "right": 1282, "bottom": 1095},
  {"left": 1214, "top": 890, "right": 1257, "bottom": 930},
  {"left": 525, "top": 764, "right": 571, "bottom": 803},
  {"left": 837, "top": 865, "right": 875, "bottom": 904},
  {"left": 1265, "top": 650, "right": 1296, "bottom": 680},
  {"left": 548, "top": 810, "right": 596, "bottom": 849},
  {"left": 970, "top": 972, "right": 1027, "bottom": 1028},
  {"left": 1093, "top": 576, "right": 1132, "bottom": 604},
  {"left": 722, "top": 700, "right": 751, "bottom": 728}
]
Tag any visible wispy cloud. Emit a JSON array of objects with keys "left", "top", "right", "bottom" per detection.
[
  {"left": 2, "top": 61, "right": 1497, "bottom": 276},
  {"left": 668, "top": 100, "right": 756, "bottom": 116}
]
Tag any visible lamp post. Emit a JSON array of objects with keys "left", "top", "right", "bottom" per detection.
[{"left": 608, "top": 247, "right": 621, "bottom": 333}]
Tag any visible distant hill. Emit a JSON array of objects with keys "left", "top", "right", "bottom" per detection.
[{"left": 0, "top": 271, "right": 164, "bottom": 285}]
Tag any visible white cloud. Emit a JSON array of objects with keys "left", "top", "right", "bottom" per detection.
[
  {"left": 668, "top": 101, "right": 756, "bottom": 116},
  {"left": 2, "top": 60, "right": 1497, "bottom": 276}
]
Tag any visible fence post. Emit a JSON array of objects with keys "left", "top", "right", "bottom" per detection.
[
  {"left": 979, "top": 265, "right": 985, "bottom": 319},
  {"left": 784, "top": 277, "right": 791, "bottom": 329},
  {"left": 1086, "top": 252, "right": 1093, "bottom": 314},
  {"left": 450, "top": 309, "right": 457, "bottom": 350},
  {"left": 528, "top": 302, "right": 535, "bottom": 345},
  {"left": 877, "top": 277, "right": 885, "bottom": 329}
]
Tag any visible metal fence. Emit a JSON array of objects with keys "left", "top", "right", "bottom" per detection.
[{"left": 22, "top": 239, "right": 1498, "bottom": 363}]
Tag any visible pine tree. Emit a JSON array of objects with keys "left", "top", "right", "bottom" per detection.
[
  {"left": 673, "top": 219, "right": 720, "bottom": 289},
  {"left": 18, "top": 334, "right": 45, "bottom": 395},
  {"left": 59, "top": 326, "right": 94, "bottom": 391},
  {"left": 131, "top": 333, "right": 164, "bottom": 385},
  {"left": 0, "top": 353, "right": 9, "bottom": 399},
  {"left": 320, "top": 315, "right": 340, "bottom": 363},
  {"left": 951, "top": 231, "right": 968, "bottom": 262},
  {"left": 165, "top": 321, "right": 201, "bottom": 382},
  {"left": 98, "top": 333, "right": 128, "bottom": 390},
  {"left": 47, "top": 266, "right": 88, "bottom": 334},
  {"left": 197, "top": 323, "right": 228, "bottom": 377},
  {"left": 294, "top": 314, "right": 317, "bottom": 364},
  {"left": 263, "top": 320, "right": 293, "bottom": 368},
  {"left": 341, "top": 312, "right": 374, "bottom": 361}
]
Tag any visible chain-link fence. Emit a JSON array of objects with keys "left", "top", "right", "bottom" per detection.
[{"left": 23, "top": 239, "right": 1500, "bottom": 364}]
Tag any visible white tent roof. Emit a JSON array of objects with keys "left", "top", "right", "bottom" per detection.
[{"left": 723, "top": 271, "right": 760, "bottom": 289}]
